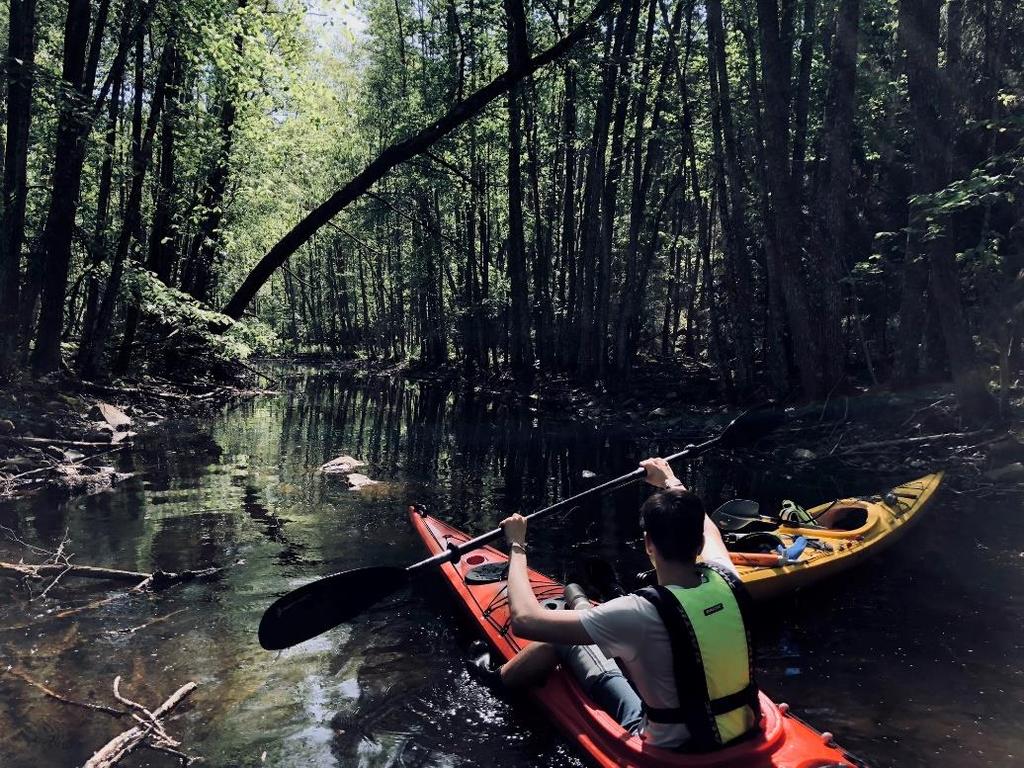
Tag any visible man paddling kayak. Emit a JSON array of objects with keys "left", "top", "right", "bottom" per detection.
[{"left": 478, "top": 457, "right": 760, "bottom": 752}]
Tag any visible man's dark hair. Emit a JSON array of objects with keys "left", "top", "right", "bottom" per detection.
[{"left": 639, "top": 488, "right": 705, "bottom": 562}]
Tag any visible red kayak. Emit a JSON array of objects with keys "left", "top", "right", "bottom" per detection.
[{"left": 410, "top": 506, "right": 865, "bottom": 768}]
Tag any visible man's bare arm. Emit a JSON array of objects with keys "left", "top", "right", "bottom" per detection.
[{"left": 502, "top": 515, "right": 594, "bottom": 645}]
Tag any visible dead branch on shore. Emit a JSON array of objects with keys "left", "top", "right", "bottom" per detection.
[
  {"left": 0, "top": 440, "right": 131, "bottom": 498},
  {"left": 0, "top": 435, "right": 130, "bottom": 448},
  {"left": 106, "top": 608, "right": 188, "bottom": 637},
  {"left": 836, "top": 429, "right": 995, "bottom": 454}
]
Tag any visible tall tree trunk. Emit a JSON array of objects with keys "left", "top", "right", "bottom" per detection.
[
  {"left": 524, "top": 79, "right": 553, "bottom": 371},
  {"left": 577, "top": 0, "right": 632, "bottom": 380},
  {"left": 790, "top": 0, "right": 817, "bottom": 193},
  {"left": 78, "top": 35, "right": 171, "bottom": 379},
  {"left": 504, "top": 0, "right": 533, "bottom": 382},
  {"left": 0, "top": 0, "right": 37, "bottom": 378},
  {"left": 739, "top": 20, "right": 788, "bottom": 393},
  {"left": 31, "top": 0, "right": 95, "bottom": 373},
  {"left": 756, "top": 0, "right": 822, "bottom": 397},
  {"left": 79, "top": 6, "right": 130, "bottom": 360},
  {"left": 707, "top": 0, "right": 755, "bottom": 392},
  {"left": 557, "top": 0, "right": 578, "bottom": 368},
  {"left": 597, "top": 0, "right": 642, "bottom": 378},
  {"left": 115, "top": 40, "right": 182, "bottom": 374},
  {"left": 183, "top": 0, "right": 246, "bottom": 303},
  {"left": 611, "top": 0, "right": 676, "bottom": 377},
  {"left": 816, "top": 0, "right": 861, "bottom": 388}
]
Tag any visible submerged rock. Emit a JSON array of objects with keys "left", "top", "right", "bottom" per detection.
[
  {"left": 320, "top": 455, "right": 367, "bottom": 474},
  {"left": 346, "top": 473, "right": 380, "bottom": 490},
  {"left": 92, "top": 402, "right": 132, "bottom": 432}
]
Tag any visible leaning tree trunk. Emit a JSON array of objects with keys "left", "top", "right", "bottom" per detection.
[
  {"left": 220, "top": 0, "right": 617, "bottom": 323},
  {"left": 31, "top": 0, "right": 94, "bottom": 374}
]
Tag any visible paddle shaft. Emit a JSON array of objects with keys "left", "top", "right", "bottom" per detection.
[{"left": 405, "top": 436, "right": 719, "bottom": 574}]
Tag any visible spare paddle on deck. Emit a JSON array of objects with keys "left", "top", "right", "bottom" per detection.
[
  {"left": 258, "top": 403, "right": 783, "bottom": 650},
  {"left": 712, "top": 499, "right": 784, "bottom": 533}
]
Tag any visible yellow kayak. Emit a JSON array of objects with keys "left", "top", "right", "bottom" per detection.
[{"left": 726, "top": 473, "right": 943, "bottom": 600}]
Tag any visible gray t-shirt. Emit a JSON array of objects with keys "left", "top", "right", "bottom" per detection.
[{"left": 577, "top": 554, "right": 739, "bottom": 749}]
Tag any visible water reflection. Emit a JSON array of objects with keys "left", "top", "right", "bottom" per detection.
[{"left": 0, "top": 366, "right": 1020, "bottom": 768}]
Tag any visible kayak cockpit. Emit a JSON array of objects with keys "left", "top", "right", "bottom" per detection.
[{"left": 782, "top": 502, "right": 880, "bottom": 540}]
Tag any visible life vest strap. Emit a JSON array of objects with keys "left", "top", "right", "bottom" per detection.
[
  {"left": 710, "top": 681, "right": 758, "bottom": 715},
  {"left": 642, "top": 681, "right": 757, "bottom": 722}
]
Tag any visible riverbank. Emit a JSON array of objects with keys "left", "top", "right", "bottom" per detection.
[
  {"left": 4, "top": 356, "right": 1022, "bottom": 502},
  {"left": 0, "top": 372, "right": 273, "bottom": 500}
]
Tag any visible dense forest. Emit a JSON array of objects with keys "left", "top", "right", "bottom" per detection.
[{"left": 0, "top": 0, "right": 1021, "bottom": 421}]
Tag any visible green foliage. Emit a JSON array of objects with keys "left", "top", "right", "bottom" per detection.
[{"left": 125, "top": 264, "right": 280, "bottom": 368}]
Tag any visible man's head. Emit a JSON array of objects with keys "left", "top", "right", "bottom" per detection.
[{"left": 639, "top": 487, "right": 705, "bottom": 564}]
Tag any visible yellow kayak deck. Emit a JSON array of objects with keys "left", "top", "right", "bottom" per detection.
[{"left": 730, "top": 472, "right": 944, "bottom": 600}]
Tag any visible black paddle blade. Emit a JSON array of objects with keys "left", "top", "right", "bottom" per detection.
[
  {"left": 258, "top": 566, "right": 409, "bottom": 650},
  {"left": 717, "top": 403, "right": 785, "bottom": 448},
  {"left": 712, "top": 499, "right": 781, "bottom": 533}
]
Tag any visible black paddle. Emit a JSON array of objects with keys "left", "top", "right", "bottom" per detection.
[
  {"left": 258, "top": 404, "right": 783, "bottom": 650},
  {"left": 711, "top": 499, "right": 784, "bottom": 533}
]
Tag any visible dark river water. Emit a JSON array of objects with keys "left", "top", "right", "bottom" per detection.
[{"left": 1, "top": 367, "right": 1021, "bottom": 767}]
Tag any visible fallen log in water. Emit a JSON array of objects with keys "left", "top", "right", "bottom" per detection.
[{"left": 0, "top": 559, "right": 240, "bottom": 590}]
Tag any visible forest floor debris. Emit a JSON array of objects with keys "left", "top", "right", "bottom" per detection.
[{"left": 0, "top": 371, "right": 273, "bottom": 501}]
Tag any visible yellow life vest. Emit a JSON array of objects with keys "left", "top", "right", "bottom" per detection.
[{"left": 635, "top": 563, "right": 760, "bottom": 751}]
